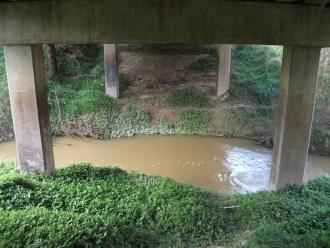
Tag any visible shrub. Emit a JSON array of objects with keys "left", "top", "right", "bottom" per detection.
[{"left": 166, "top": 88, "right": 211, "bottom": 107}]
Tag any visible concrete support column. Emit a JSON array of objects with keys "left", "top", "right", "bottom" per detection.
[
  {"left": 4, "top": 45, "right": 55, "bottom": 175},
  {"left": 216, "top": 45, "right": 232, "bottom": 97},
  {"left": 104, "top": 44, "right": 119, "bottom": 98},
  {"left": 270, "top": 46, "right": 321, "bottom": 190}
]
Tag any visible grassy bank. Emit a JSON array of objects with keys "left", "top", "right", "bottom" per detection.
[
  {"left": 0, "top": 161, "right": 329, "bottom": 247},
  {"left": 189, "top": 46, "right": 330, "bottom": 155},
  {"left": 0, "top": 45, "right": 329, "bottom": 155}
]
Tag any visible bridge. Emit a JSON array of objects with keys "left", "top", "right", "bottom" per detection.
[{"left": 1, "top": 0, "right": 329, "bottom": 190}]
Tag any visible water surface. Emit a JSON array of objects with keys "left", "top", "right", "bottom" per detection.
[{"left": 0, "top": 136, "right": 329, "bottom": 194}]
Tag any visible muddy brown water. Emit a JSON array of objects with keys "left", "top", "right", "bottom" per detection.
[{"left": 0, "top": 135, "right": 329, "bottom": 194}]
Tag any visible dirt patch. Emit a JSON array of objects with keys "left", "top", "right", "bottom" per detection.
[
  {"left": 117, "top": 52, "right": 252, "bottom": 124},
  {"left": 119, "top": 53, "right": 214, "bottom": 94}
]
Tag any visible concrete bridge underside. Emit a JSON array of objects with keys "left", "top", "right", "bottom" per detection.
[{"left": 0, "top": 0, "right": 327, "bottom": 189}]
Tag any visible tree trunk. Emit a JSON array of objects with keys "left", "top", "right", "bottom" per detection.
[{"left": 44, "top": 44, "right": 58, "bottom": 80}]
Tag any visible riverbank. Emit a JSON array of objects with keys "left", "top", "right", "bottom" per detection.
[
  {"left": 0, "top": 161, "right": 329, "bottom": 247},
  {"left": 1, "top": 135, "right": 330, "bottom": 194},
  {"left": 0, "top": 45, "right": 329, "bottom": 155}
]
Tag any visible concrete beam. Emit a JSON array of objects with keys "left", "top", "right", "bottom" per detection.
[
  {"left": 217, "top": 45, "right": 232, "bottom": 97},
  {"left": 270, "top": 46, "right": 321, "bottom": 190},
  {"left": 1, "top": 0, "right": 330, "bottom": 46},
  {"left": 104, "top": 44, "right": 119, "bottom": 98},
  {"left": 4, "top": 45, "right": 55, "bottom": 175}
]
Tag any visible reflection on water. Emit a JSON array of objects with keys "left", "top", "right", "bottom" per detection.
[
  {"left": 0, "top": 135, "right": 329, "bottom": 194},
  {"left": 223, "top": 145, "right": 272, "bottom": 193}
]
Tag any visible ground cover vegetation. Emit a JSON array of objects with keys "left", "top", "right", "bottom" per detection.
[
  {"left": 0, "top": 161, "right": 329, "bottom": 247},
  {"left": 0, "top": 45, "right": 329, "bottom": 246},
  {"left": 190, "top": 45, "right": 330, "bottom": 154},
  {"left": 0, "top": 45, "right": 329, "bottom": 154}
]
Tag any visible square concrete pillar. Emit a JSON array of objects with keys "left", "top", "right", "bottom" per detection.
[
  {"left": 270, "top": 46, "right": 321, "bottom": 190},
  {"left": 4, "top": 45, "right": 55, "bottom": 175},
  {"left": 216, "top": 45, "right": 232, "bottom": 97},
  {"left": 104, "top": 44, "right": 119, "bottom": 98}
]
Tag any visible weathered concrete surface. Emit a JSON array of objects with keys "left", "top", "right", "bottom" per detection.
[
  {"left": 4, "top": 45, "right": 55, "bottom": 175},
  {"left": 104, "top": 44, "right": 119, "bottom": 98},
  {"left": 1, "top": 0, "right": 330, "bottom": 46},
  {"left": 217, "top": 45, "right": 232, "bottom": 97},
  {"left": 270, "top": 46, "right": 321, "bottom": 190}
]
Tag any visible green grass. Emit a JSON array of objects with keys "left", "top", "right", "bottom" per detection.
[
  {"left": 110, "top": 105, "right": 153, "bottom": 138},
  {"left": 248, "top": 208, "right": 330, "bottom": 248},
  {"left": 56, "top": 45, "right": 100, "bottom": 79},
  {"left": 166, "top": 88, "right": 211, "bottom": 107},
  {"left": 158, "top": 115, "right": 175, "bottom": 135},
  {"left": 47, "top": 79, "right": 120, "bottom": 138},
  {"left": 66, "top": 90, "right": 119, "bottom": 116},
  {"left": 0, "top": 162, "right": 226, "bottom": 247},
  {"left": 177, "top": 109, "right": 212, "bottom": 135},
  {"left": 227, "top": 177, "right": 330, "bottom": 247},
  {"left": 190, "top": 46, "right": 282, "bottom": 106},
  {"left": 225, "top": 106, "right": 275, "bottom": 136},
  {"left": 43, "top": 46, "right": 152, "bottom": 138},
  {"left": 48, "top": 81, "right": 154, "bottom": 138},
  {"left": 1, "top": 45, "right": 330, "bottom": 155},
  {"left": 0, "top": 161, "right": 330, "bottom": 247},
  {"left": 231, "top": 45, "right": 282, "bottom": 105}
]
